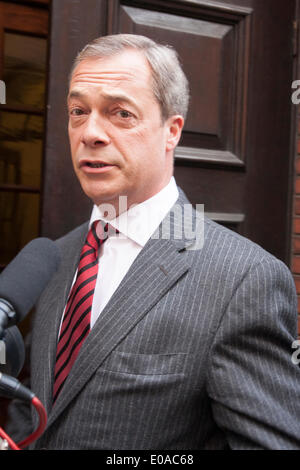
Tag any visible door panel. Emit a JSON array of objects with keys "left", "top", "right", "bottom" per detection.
[
  {"left": 43, "top": 0, "right": 296, "bottom": 263},
  {"left": 113, "top": 2, "right": 251, "bottom": 167}
]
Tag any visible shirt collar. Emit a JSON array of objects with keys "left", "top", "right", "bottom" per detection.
[{"left": 89, "top": 176, "right": 179, "bottom": 247}]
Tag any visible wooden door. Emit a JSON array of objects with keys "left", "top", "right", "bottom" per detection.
[
  {"left": 42, "top": 0, "right": 297, "bottom": 264},
  {"left": 0, "top": 0, "right": 49, "bottom": 268}
]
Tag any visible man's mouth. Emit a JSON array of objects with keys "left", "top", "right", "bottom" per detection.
[
  {"left": 79, "top": 159, "right": 116, "bottom": 173},
  {"left": 80, "top": 159, "right": 113, "bottom": 168},
  {"left": 85, "top": 162, "right": 109, "bottom": 168}
]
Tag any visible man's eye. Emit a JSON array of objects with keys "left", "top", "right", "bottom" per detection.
[
  {"left": 70, "top": 108, "right": 84, "bottom": 116},
  {"left": 117, "top": 110, "right": 132, "bottom": 119}
]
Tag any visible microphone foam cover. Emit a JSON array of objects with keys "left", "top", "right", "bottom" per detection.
[{"left": 0, "top": 238, "right": 60, "bottom": 322}]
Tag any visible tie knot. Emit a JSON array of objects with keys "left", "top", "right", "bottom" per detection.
[
  {"left": 87, "top": 221, "right": 119, "bottom": 249},
  {"left": 98, "top": 221, "right": 120, "bottom": 240},
  {"left": 86, "top": 221, "right": 101, "bottom": 251}
]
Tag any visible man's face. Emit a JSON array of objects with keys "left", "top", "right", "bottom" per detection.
[{"left": 68, "top": 49, "right": 183, "bottom": 212}]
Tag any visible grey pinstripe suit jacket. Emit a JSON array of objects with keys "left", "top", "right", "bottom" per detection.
[{"left": 9, "top": 188, "right": 300, "bottom": 449}]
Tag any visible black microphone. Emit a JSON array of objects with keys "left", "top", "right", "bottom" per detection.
[
  {"left": 0, "top": 238, "right": 60, "bottom": 339},
  {"left": 0, "top": 326, "right": 33, "bottom": 401},
  {"left": 0, "top": 325, "right": 25, "bottom": 378}
]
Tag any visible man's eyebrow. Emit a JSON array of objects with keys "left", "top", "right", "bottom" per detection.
[
  {"left": 67, "top": 89, "right": 138, "bottom": 108},
  {"left": 68, "top": 90, "right": 84, "bottom": 101},
  {"left": 100, "top": 91, "right": 138, "bottom": 107}
]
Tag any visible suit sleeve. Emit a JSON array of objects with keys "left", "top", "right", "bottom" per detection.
[{"left": 206, "top": 256, "right": 300, "bottom": 449}]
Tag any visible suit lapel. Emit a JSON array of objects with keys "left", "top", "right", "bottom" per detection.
[{"left": 32, "top": 223, "right": 88, "bottom": 414}]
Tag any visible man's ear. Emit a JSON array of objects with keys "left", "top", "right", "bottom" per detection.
[{"left": 165, "top": 115, "right": 184, "bottom": 151}]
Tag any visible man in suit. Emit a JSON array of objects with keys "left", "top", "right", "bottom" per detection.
[{"left": 6, "top": 34, "right": 300, "bottom": 449}]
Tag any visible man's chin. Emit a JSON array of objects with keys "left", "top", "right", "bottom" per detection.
[{"left": 84, "top": 188, "right": 127, "bottom": 216}]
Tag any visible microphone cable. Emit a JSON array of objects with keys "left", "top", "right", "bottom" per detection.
[{"left": 0, "top": 373, "right": 47, "bottom": 450}]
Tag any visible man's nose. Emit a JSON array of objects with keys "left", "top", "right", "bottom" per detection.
[{"left": 81, "top": 114, "right": 110, "bottom": 147}]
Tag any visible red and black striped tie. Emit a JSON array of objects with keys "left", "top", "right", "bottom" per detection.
[{"left": 53, "top": 220, "right": 107, "bottom": 403}]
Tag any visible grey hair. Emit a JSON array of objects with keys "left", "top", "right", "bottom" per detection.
[{"left": 70, "top": 34, "right": 190, "bottom": 121}]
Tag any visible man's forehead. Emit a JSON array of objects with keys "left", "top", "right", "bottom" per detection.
[{"left": 68, "top": 53, "right": 154, "bottom": 104}]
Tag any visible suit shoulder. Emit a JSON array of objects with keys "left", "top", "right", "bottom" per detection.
[
  {"left": 201, "top": 215, "right": 286, "bottom": 271},
  {"left": 177, "top": 187, "right": 283, "bottom": 269}
]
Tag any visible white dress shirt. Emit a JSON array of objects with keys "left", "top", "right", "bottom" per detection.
[{"left": 88, "top": 176, "right": 179, "bottom": 328}]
